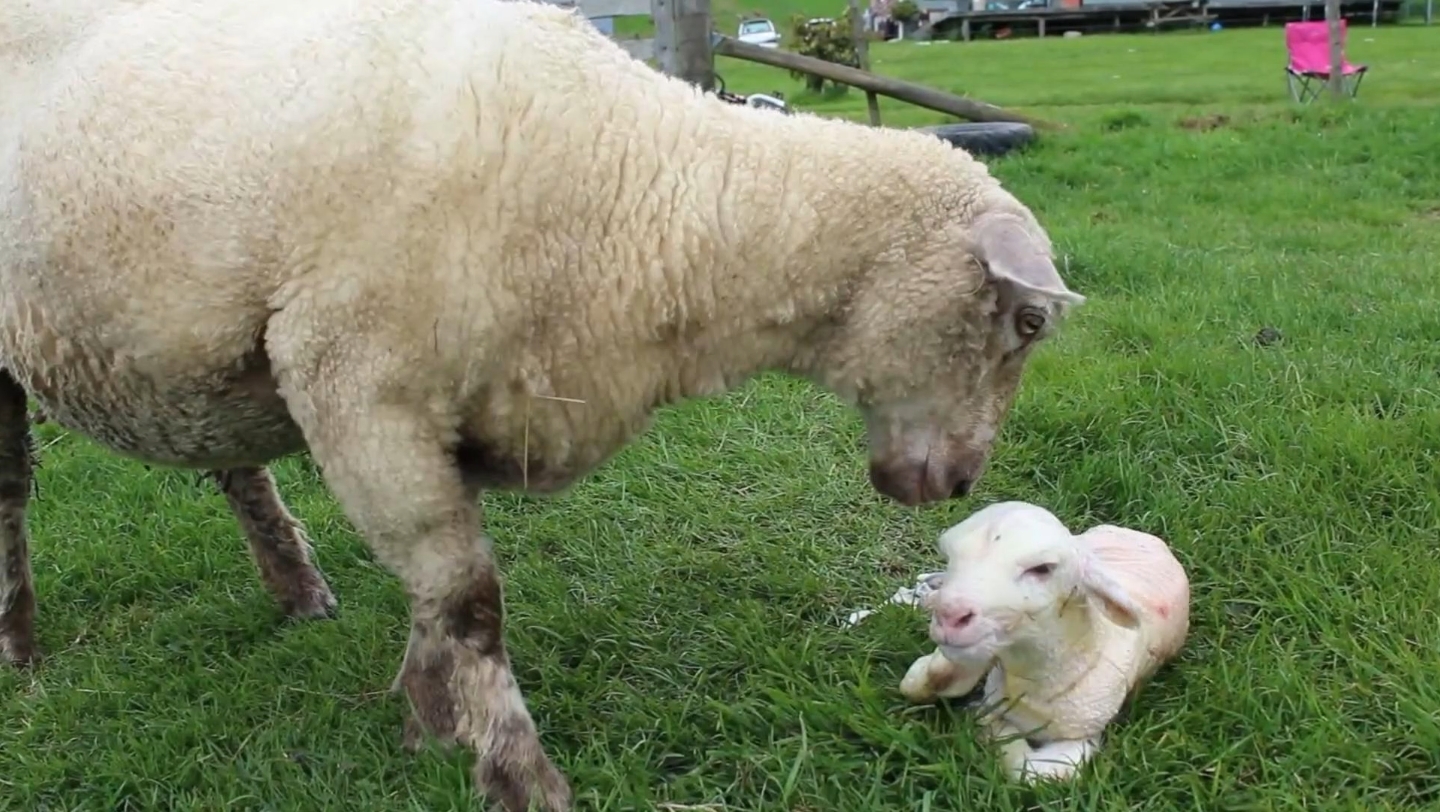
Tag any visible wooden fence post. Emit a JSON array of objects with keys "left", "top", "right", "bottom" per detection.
[
  {"left": 847, "top": 0, "right": 882, "bottom": 126},
  {"left": 654, "top": 0, "right": 715, "bottom": 91}
]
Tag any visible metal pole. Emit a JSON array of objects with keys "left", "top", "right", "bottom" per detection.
[{"left": 1325, "top": 0, "right": 1343, "bottom": 100}]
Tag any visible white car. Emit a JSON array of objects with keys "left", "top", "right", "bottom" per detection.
[{"left": 737, "top": 17, "right": 781, "bottom": 48}]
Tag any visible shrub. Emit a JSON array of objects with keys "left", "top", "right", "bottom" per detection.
[
  {"left": 890, "top": 0, "right": 921, "bottom": 24},
  {"left": 786, "top": 11, "right": 860, "bottom": 93}
]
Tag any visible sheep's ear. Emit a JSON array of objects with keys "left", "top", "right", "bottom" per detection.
[
  {"left": 1078, "top": 553, "right": 1142, "bottom": 629},
  {"left": 972, "top": 212, "right": 1085, "bottom": 306}
]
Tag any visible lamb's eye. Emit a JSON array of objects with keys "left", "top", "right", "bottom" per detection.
[
  {"left": 1016, "top": 307, "right": 1046, "bottom": 337},
  {"left": 1023, "top": 562, "right": 1056, "bottom": 579}
]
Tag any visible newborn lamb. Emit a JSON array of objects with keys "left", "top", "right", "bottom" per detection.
[{"left": 899, "top": 501, "right": 1189, "bottom": 781}]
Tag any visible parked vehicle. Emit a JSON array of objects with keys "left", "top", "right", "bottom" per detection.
[{"left": 737, "top": 17, "right": 781, "bottom": 47}]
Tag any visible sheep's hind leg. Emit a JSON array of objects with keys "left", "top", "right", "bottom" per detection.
[
  {"left": 269, "top": 380, "right": 570, "bottom": 811},
  {"left": 209, "top": 466, "right": 337, "bottom": 619},
  {"left": 0, "top": 368, "right": 38, "bottom": 666}
]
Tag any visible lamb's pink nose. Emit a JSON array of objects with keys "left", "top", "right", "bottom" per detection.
[{"left": 935, "top": 602, "right": 977, "bottom": 631}]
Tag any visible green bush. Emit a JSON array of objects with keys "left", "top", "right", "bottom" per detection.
[
  {"left": 786, "top": 11, "right": 860, "bottom": 93},
  {"left": 890, "top": 0, "right": 921, "bottom": 24}
]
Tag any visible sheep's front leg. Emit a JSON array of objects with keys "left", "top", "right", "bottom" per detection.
[
  {"left": 899, "top": 647, "right": 989, "bottom": 703},
  {"left": 0, "top": 368, "right": 37, "bottom": 666},
  {"left": 271, "top": 372, "right": 570, "bottom": 811},
  {"left": 209, "top": 467, "right": 337, "bottom": 619}
]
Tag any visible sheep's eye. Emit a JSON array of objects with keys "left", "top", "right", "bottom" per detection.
[
  {"left": 1016, "top": 307, "right": 1047, "bottom": 337},
  {"left": 1023, "top": 562, "right": 1056, "bottom": 579}
]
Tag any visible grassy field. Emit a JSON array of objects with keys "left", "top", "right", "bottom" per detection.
[{"left": 5, "top": 22, "right": 1440, "bottom": 812}]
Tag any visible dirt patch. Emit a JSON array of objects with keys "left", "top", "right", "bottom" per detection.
[
  {"left": 1178, "top": 113, "right": 1232, "bottom": 132},
  {"left": 1101, "top": 109, "right": 1150, "bottom": 132},
  {"left": 1253, "top": 326, "right": 1282, "bottom": 347}
]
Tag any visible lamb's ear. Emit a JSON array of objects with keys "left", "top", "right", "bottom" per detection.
[
  {"left": 1078, "top": 552, "right": 1142, "bottom": 629},
  {"left": 972, "top": 212, "right": 1085, "bottom": 307}
]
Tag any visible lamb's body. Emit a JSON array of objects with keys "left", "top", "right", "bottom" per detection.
[
  {"left": 0, "top": 1, "right": 1084, "bottom": 807},
  {"left": 1079, "top": 525, "right": 1191, "bottom": 676},
  {"left": 900, "top": 505, "right": 1189, "bottom": 781},
  {"left": 984, "top": 525, "right": 1189, "bottom": 743}
]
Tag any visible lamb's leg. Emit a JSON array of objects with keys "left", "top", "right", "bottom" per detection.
[
  {"left": 988, "top": 713, "right": 1099, "bottom": 783},
  {"left": 987, "top": 714, "right": 1042, "bottom": 781},
  {"left": 899, "top": 647, "right": 989, "bottom": 702},
  {"left": 209, "top": 466, "right": 337, "bottom": 619},
  {"left": 1017, "top": 737, "right": 1100, "bottom": 782},
  {"left": 269, "top": 378, "right": 570, "bottom": 811},
  {"left": 0, "top": 369, "right": 38, "bottom": 666}
]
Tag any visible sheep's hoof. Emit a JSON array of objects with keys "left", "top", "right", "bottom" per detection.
[
  {"left": 401, "top": 713, "right": 458, "bottom": 753},
  {"left": 473, "top": 748, "right": 573, "bottom": 812},
  {"left": 276, "top": 579, "right": 338, "bottom": 621},
  {"left": 0, "top": 635, "right": 40, "bottom": 669}
]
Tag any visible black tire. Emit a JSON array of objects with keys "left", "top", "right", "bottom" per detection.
[{"left": 915, "top": 122, "right": 1036, "bottom": 158}]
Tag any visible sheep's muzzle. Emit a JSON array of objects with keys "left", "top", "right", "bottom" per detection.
[{"left": 867, "top": 449, "right": 985, "bottom": 507}]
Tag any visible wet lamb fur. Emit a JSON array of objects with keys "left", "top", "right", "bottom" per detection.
[
  {"left": 899, "top": 502, "right": 1190, "bottom": 783},
  {"left": 0, "top": 0, "right": 1084, "bottom": 808}
]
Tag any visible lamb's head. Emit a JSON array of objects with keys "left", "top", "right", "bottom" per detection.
[
  {"left": 923, "top": 502, "right": 1142, "bottom": 662},
  {"left": 815, "top": 194, "right": 1084, "bottom": 507}
]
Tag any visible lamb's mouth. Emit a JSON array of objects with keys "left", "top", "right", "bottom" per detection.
[{"left": 929, "top": 622, "right": 995, "bottom": 654}]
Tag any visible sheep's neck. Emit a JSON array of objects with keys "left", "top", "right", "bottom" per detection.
[
  {"left": 996, "top": 602, "right": 1105, "bottom": 701},
  {"left": 647, "top": 110, "right": 923, "bottom": 389}
]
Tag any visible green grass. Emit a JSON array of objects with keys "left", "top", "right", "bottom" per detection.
[
  {"left": 716, "top": 21, "right": 1440, "bottom": 124},
  {"left": 5, "top": 23, "right": 1440, "bottom": 812}
]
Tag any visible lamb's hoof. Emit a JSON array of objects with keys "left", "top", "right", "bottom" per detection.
[
  {"left": 402, "top": 714, "right": 458, "bottom": 753},
  {"left": 474, "top": 748, "right": 573, "bottom": 812},
  {"left": 899, "top": 656, "right": 938, "bottom": 703},
  {"left": 1019, "top": 760, "right": 1080, "bottom": 783},
  {"left": 276, "top": 577, "right": 338, "bottom": 620},
  {"left": 1015, "top": 751, "right": 1084, "bottom": 783}
]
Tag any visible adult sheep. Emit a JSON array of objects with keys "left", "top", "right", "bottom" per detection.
[{"left": 0, "top": 0, "right": 1084, "bottom": 808}]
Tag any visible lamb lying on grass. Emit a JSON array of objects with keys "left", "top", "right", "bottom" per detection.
[
  {"left": 900, "top": 502, "right": 1189, "bottom": 781},
  {"left": 0, "top": 0, "right": 1084, "bottom": 808}
]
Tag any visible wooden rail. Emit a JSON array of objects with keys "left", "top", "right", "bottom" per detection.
[
  {"left": 572, "top": 0, "right": 1046, "bottom": 128},
  {"left": 711, "top": 36, "right": 1048, "bottom": 128}
]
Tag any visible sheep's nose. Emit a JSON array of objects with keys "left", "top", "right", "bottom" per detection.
[{"left": 936, "top": 605, "right": 976, "bottom": 630}]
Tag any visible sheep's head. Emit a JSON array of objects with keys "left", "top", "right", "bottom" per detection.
[
  {"left": 922, "top": 502, "right": 1142, "bottom": 662},
  {"left": 815, "top": 197, "right": 1083, "bottom": 507}
]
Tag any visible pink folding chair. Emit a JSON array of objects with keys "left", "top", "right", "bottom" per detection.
[{"left": 1285, "top": 20, "right": 1368, "bottom": 103}]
